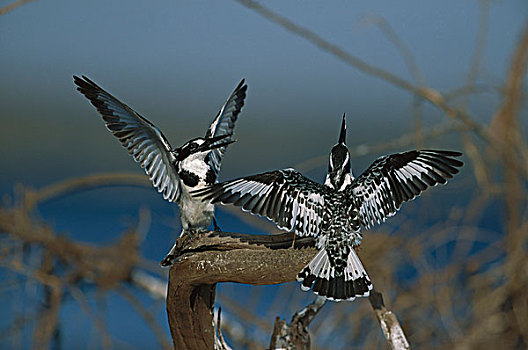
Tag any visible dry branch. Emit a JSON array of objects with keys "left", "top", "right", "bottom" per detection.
[
  {"left": 234, "top": 0, "right": 484, "bottom": 133},
  {"left": 369, "top": 290, "right": 410, "bottom": 350},
  {"left": 235, "top": 0, "right": 528, "bottom": 180},
  {"left": 0, "top": 199, "right": 169, "bottom": 348},
  {"left": 215, "top": 308, "right": 232, "bottom": 350},
  {"left": 166, "top": 231, "right": 317, "bottom": 349},
  {"left": 166, "top": 230, "right": 413, "bottom": 349},
  {"left": 0, "top": 0, "right": 37, "bottom": 16},
  {"left": 269, "top": 296, "right": 326, "bottom": 350}
]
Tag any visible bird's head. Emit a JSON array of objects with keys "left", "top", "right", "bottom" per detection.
[
  {"left": 173, "top": 135, "right": 236, "bottom": 162},
  {"left": 325, "top": 113, "right": 352, "bottom": 190}
]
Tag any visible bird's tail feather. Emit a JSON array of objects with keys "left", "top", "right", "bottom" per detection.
[{"left": 296, "top": 248, "right": 372, "bottom": 301}]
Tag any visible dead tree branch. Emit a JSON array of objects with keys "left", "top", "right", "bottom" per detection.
[
  {"left": 0, "top": 0, "right": 37, "bottom": 16},
  {"left": 369, "top": 290, "right": 410, "bottom": 350},
  {"left": 166, "top": 231, "right": 317, "bottom": 349},
  {"left": 166, "top": 230, "right": 413, "bottom": 349},
  {"left": 269, "top": 296, "right": 326, "bottom": 350}
]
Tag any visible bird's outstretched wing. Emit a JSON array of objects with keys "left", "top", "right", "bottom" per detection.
[
  {"left": 193, "top": 169, "right": 331, "bottom": 237},
  {"left": 205, "top": 79, "right": 247, "bottom": 175},
  {"left": 348, "top": 150, "right": 463, "bottom": 229},
  {"left": 74, "top": 75, "right": 180, "bottom": 202}
]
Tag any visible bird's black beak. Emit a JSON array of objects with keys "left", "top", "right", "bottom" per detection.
[
  {"left": 338, "top": 113, "right": 347, "bottom": 145},
  {"left": 200, "top": 135, "right": 237, "bottom": 152}
]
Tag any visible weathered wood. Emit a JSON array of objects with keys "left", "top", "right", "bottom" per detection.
[
  {"left": 166, "top": 231, "right": 317, "bottom": 349},
  {"left": 369, "top": 290, "right": 410, "bottom": 350},
  {"left": 269, "top": 296, "right": 326, "bottom": 349}
]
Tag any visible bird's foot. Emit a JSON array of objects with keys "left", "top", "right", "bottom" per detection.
[
  {"left": 160, "top": 255, "right": 174, "bottom": 267},
  {"left": 159, "top": 231, "right": 194, "bottom": 267}
]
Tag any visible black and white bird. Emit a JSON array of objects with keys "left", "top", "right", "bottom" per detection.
[
  {"left": 193, "top": 114, "right": 463, "bottom": 301},
  {"left": 74, "top": 75, "right": 247, "bottom": 266}
]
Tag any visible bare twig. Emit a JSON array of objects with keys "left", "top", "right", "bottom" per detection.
[
  {"left": 0, "top": 0, "right": 37, "bottom": 16},
  {"left": 32, "top": 251, "right": 62, "bottom": 349},
  {"left": 360, "top": 14, "right": 426, "bottom": 86},
  {"left": 130, "top": 270, "right": 167, "bottom": 300},
  {"left": 166, "top": 231, "right": 317, "bottom": 349},
  {"left": 457, "top": 0, "right": 491, "bottom": 189},
  {"left": 23, "top": 173, "right": 148, "bottom": 211},
  {"left": 234, "top": 0, "right": 489, "bottom": 137},
  {"left": 119, "top": 287, "right": 172, "bottom": 350},
  {"left": 369, "top": 290, "right": 410, "bottom": 350},
  {"left": 465, "top": 0, "right": 490, "bottom": 92},
  {"left": 68, "top": 286, "right": 114, "bottom": 349},
  {"left": 234, "top": 0, "right": 528, "bottom": 179},
  {"left": 218, "top": 294, "right": 272, "bottom": 333},
  {"left": 269, "top": 296, "right": 326, "bottom": 350},
  {"left": 361, "top": 14, "right": 427, "bottom": 147},
  {"left": 215, "top": 307, "right": 233, "bottom": 350}
]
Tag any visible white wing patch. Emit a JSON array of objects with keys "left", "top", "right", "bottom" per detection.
[
  {"left": 205, "top": 80, "right": 247, "bottom": 175},
  {"left": 353, "top": 177, "right": 395, "bottom": 229},
  {"left": 74, "top": 75, "right": 181, "bottom": 203},
  {"left": 350, "top": 150, "right": 463, "bottom": 230},
  {"left": 195, "top": 169, "right": 329, "bottom": 237},
  {"left": 290, "top": 192, "right": 325, "bottom": 236}
]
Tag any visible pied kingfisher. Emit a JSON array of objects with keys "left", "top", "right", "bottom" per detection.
[
  {"left": 193, "top": 114, "right": 463, "bottom": 301},
  {"left": 74, "top": 75, "right": 247, "bottom": 266}
]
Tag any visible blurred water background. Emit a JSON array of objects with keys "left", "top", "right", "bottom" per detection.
[{"left": 1, "top": 1, "right": 527, "bottom": 348}]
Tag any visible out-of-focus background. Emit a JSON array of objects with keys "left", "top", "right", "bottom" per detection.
[{"left": 1, "top": 0, "right": 527, "bottom": 349}]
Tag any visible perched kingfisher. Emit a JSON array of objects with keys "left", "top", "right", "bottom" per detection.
[
  {"left": 193, "top": 114, "right": 463, "bottom": 301},
  {"left": 74, "top": 75, "right": 247, "bottom": 266}
]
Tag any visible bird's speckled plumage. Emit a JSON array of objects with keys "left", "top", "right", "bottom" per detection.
[
  {"left": 194, "top": 114, "right": 463, "bottom": 301},
  {"left": 74, "top": 75, "right": 247, "bottom": 265}
]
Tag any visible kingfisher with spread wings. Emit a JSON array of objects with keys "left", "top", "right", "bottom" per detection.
[
  {"left": 74, "top": 76, "right": 247, "bottom": 266},
  {"left": 193, "top": 114, "right": 463, "bottom": 301}
]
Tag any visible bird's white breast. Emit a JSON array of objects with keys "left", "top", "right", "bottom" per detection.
[
  {"left": 177, "top": 151, "right": 215, "bottom": 231},
  {"left": 178, "top": 181, "right": 215, "bottom": 231}
]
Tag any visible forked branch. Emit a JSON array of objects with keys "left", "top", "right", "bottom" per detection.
[
  {"left": 166, "top": 231, "right": 410, "bottom": 349},
  {"left": 166, "top": 231, "right": 317, "bottom": 349}
]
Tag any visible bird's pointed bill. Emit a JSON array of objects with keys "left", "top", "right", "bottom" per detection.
[
  {"left": 339, "top": 113, "right": 347, "bottom": 144},
  {"left": 200, "top": 135, "right": 237, "bottom": 152}
]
